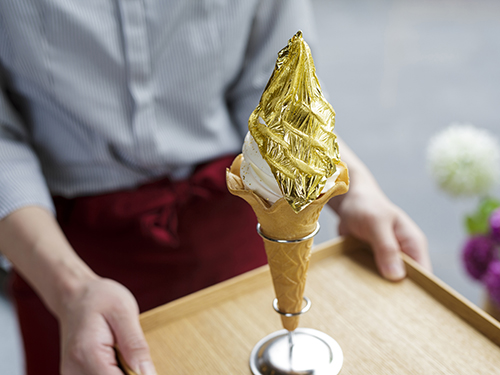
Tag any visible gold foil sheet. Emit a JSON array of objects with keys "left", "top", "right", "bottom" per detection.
[{"left": 249, "top": 31, "right": 340, "bottom": 213}]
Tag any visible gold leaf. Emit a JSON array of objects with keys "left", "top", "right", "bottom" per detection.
[{"left": 249, "top": 31, "right": 340, "bottom": 212}]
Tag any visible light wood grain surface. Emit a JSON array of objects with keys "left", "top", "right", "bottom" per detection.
[{"left": 119, "top": 237, "right": 500, "bottom": 375}]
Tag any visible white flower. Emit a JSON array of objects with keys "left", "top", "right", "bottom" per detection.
[{"left": 427, "top": 123, "right": 500, "bottom": 197}]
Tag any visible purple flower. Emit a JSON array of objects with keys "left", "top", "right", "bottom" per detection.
[
  {"left": 485, "top": 260, "right": 500, "bottom": 307},
  {"left": 490, "top": 208, "right": 500, "bottom": 243},
  {"left": 462, "top": 235, "right": 496, "bottom": 280}
]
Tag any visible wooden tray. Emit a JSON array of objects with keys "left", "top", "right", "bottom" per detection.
[{"left": 119, "top": 237, "right": 500, "bottom": 374}]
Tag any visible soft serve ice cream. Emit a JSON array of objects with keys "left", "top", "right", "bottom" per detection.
[
  {"left": 239, "top": 30, "right": 342, "bottom": 213},
  {"left": 226, "top": 31, "right": 349, "bottom": 332}
]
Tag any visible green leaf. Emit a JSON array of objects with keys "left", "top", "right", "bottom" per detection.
[{"left": 465, "top": 197, "right": 500, "bottom": 235}]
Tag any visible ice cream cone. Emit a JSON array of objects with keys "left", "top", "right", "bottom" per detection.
[{"left": 227, "top": 154, "right": 349, "bottom": 330}]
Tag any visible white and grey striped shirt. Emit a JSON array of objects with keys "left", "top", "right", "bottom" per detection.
[{"left": 0, "top": 0, "right": 315, "bottom": 219}]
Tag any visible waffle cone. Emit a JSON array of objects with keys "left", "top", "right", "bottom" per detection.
[{"left": 226, "top": 154, "right": 349, "bottom": 330}]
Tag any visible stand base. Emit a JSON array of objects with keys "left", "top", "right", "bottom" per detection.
[{"left": 249, "top": 328, "right": 343, "bottom": 375}]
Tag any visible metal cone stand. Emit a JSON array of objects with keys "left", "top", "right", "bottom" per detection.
[{"left": 250, "top": 223, "right": 343, "bottom": 375}]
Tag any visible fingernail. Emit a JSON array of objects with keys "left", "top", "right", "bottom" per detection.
[
  {"left": 138, "top": 360, "right": 157, "bottom": 375},
  {"left": 384, "top": 261, "right": 406, "bottom": 281}
]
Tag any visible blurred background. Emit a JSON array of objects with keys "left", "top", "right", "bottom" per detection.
[{"left": 2, "top": 0, "right": 500, "bottom": 373}]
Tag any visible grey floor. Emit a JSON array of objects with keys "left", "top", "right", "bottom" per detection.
[{"left": 2, "top": 1, "right": 500, "bottom": 373}]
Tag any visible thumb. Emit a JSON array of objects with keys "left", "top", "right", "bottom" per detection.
[
  {"left": 108, "top": 310, "right": 157, "bottom": 375},
  {"left": 368, "top": 220, "right": 406, "bottom": 281}
]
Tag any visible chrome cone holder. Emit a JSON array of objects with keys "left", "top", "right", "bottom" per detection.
[{"left": 250, "top": 223, "right": 343, "bottom": 375}]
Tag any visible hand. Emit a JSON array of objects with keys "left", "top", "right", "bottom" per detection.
[
  {"left": 58, "top": 277, "right": 157, "bottom": 375},
  {"left": 331, "top": 186, "right": 431, "bottom": 281},
  {"left": 330, "top": 138, "right": 432, "bottom": 280},
  {"left": 0, "top": 207, "right": 157, "bottom": 374}
]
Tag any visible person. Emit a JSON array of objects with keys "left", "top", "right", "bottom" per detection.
[{"left": 0, "top": 1, "right": 431, "bottom": 374}]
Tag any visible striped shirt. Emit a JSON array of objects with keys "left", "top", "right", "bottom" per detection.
[{"left": 0, "top": 0, "right": 315, "bottom": 219}]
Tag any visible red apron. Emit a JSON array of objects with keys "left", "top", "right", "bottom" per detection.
[{"left": 9, "top": 155, "right": 267, "bottom": 375}]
